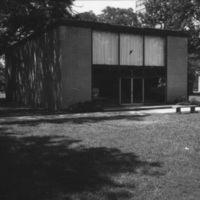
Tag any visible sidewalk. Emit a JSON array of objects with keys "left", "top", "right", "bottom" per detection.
[{"left": 0, "top": 105, "right": 199, "bottom": 124}]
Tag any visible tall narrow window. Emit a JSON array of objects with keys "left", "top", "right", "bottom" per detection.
[
  {"left": 145, "top": 36, "right": 165, "bottom": 66},
  {"left": 120, "top": 34, "right": 143, "bottom": 66},
  {"left": 93, "top": 31, "right": 118, "bottom": 65}
]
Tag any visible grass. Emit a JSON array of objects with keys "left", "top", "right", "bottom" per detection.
[{"left": 0, "top": 111, "right": 200, "bottom": 200}]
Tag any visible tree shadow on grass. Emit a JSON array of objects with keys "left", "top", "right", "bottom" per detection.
[
  {"left": 0, "top": 128, "right": 163, "bottom": 200},
  {"left": 0, "top": 113, "right": 150, "bottom": 126},
  {"left": 0, "top": 103, "right": 58, "bottom": 117}
]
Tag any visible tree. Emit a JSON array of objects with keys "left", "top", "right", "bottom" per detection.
[
  {"left": 141, "top": 0, "right": 200, "bottom": 93},
  {"left": 141, "top": 0, "right": 200, "bottom": 53},
  {"left": 142, "top": 0, "right": 195, "bottom": 29},
  {"left": 75, "top": 11, "right": 98, "bottom": 22},
  {"left": 98, "top": 6, "right": 141, "bottom": 27},
  {"left": 0, "top": 0, "right": 74, "bottom": 54},
  {"left": 0, "top": 55, "right": 5, "bottom": 91}
]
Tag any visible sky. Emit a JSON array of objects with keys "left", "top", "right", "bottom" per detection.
[{"left": 72, "top": 0, "right": 136, "bottom": 15}]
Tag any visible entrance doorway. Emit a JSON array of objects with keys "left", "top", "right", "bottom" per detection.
[{"left": 120, "top": 77, "right": 144, "bottom": 105}]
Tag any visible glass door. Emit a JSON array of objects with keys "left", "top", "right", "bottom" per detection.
[
  {"left": 133, "top": 78, "right": 143, "bottom": 103},
  {"left": 120, "top": 78, "right": 143, "bottom": 105},
  {"left": 120, "top": 78, "right": 132, "bottom": 104}
]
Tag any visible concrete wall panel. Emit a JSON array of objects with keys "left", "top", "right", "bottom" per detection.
[
  {"left": 167, "top": 36, "right": 188, "bottom": 102},
  {"left": 60, "top": 26, "right": 92, "bottom": 107}
]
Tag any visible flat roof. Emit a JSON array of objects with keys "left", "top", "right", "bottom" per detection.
[
  {"left": 55, "top": 19, "right": 188, "bottom": 37},
  {"left": 7, "top": 19, "right": 188, "bottom": 52}
]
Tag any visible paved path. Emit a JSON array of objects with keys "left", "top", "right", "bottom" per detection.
[{"left": 0, "top": 106, "right": 200, "bottom": 124}]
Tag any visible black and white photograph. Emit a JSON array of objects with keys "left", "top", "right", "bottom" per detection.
[{"left": 0, "top": 0, "right": 200, "bottom": 199}]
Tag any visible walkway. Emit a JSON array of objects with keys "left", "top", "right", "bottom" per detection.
[{"left": 0, "top": 105, "right": 200, "bottom": 124}]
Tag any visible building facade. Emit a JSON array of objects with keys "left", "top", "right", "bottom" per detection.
[{"left": 5, "top": 20, "right": 188, "bottom": 110}]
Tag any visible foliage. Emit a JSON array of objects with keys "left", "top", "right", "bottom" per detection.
[
  {"left": 189, "top": 98, "right": 200, "bottom": 106},
  {"left": 0, "top": 69, "right": 5, "bottom": 91},
  {"left": 175, "top": 96, "right": 189, "bottom": 105},
  {"left": 176, "top": 99, "right": 200, "bottom": 106},
  {"left": 98, "top": 6, "right": 141, "bottom": 27},
  {"left": 142, "top": 0, "right": 195, "bottom": 30},
  {"left": 141, "top": 0, "right": 200, "bottom": 53},
  {"left": 141, "top": 0, "right": 200, "bottom": 88},
  {"left": 175, "top": 96, "right": 200, "bottom": 105},
  {"left": 188, "top": 54, "right": 200, "bottom": 83},
  {"left": 0, "top": 0, "right": 74, "bottom": 54},
  {"left": 0, "top": 55, "right": 5, "bottom": 91},
  {"left": 67, "top": 101, "right": 103, "bottom": 113},
  {"left": 75, "top": 11, "right": 98, "bottom": 22},
  {"left": 74, "top": 7, "right": 141, "bottom": 27}
]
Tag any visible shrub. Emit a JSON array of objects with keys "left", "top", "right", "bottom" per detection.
[
  {"left": 67, "top": 101, "right": 103, "bottom": 113},
  {"left": 175, "top": 97, "right": 200, "bottom": 106},
  {"left": 175, "top": 96, "right": 190, "bottom": 105},
  {"left": 176, "top": 101, "right": 190, "bottom": 105},
  {"left": 189, "top": 98, "right": 200, "bottom": 106}
]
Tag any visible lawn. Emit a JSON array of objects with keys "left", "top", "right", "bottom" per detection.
[{"left": 0, "top": 111, "right": 200, "bottom": 200}]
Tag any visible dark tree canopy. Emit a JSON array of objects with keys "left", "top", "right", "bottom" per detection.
[
  {"left": 98, "top": 6, "right": 141, "bottom": 27},
  {"left": 75, "top": 11, "right": 98, "bottom": 22},
  {"left": 142, "top": 0, "right": 200, "bottom": 53},
  {"left": 0, "top": 55, "right": 5, "bottom": 91},
  {"left": 0, "top": 0, "right": 74, "bottom": 53},
  {"left": 141, "top": 0, "right": 200, "bottom": 54},
  {"left": 141, "top": 0, "right": 200, "bottom": 80},
  {"left": 142, "top": 0, "right": 196, "bottom": 30},
  {"left": 74, "top": 7, "right": 140, "bottom": 27}
]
